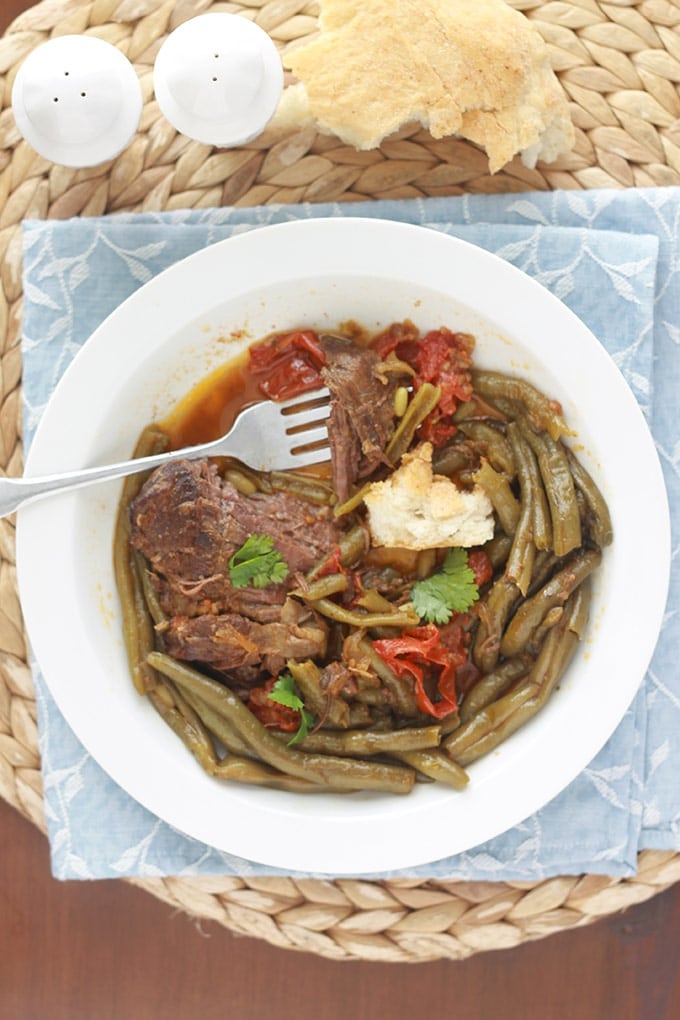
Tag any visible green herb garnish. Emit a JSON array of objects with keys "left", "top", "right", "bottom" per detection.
[
  {"left": 268, "top": 672, "right": 314, "bottom": 746},
  {"left": 228, "top": 534, "right": 289, "bottom": 589},
  {"left": 410, "top": 548, "right": 479, "bottom": 624}
]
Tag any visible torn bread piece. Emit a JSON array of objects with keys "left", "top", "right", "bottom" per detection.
[
  {"left": 276, "top": 0, "right": 574, "bottom": 173},
  {"left": 364, "top": 442, "right": 494, "bottom": 550}
]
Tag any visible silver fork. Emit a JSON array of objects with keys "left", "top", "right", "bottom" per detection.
[{"left": 2, "top": 388, "right": 331, "bottom": 519}]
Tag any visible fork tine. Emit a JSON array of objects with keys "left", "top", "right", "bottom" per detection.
[
  {"left": 278, "top": 387, "right": 331, "bottom": 414},
  {"left": 289, "top": 425, "right": 329, "bottom": 448},
  {"left": 281, "top": 388, "right": 331, "bottom": 439},
  {"left": 288, "top": 447, "right": 331, "bottom": 468}
]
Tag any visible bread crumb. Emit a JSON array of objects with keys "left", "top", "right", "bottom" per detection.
[{"left": 364, "top": 442, "right": 494, "bottom": 550}]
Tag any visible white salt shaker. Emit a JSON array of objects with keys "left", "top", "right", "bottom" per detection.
[
  {"left": 153, "top": 13, "right": 283, "bottom": 147},
  {"left": 11, "top": 35, "right": 143, "bottom": 168}
]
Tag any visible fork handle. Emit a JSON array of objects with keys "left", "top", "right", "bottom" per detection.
[{"left": 1, "top": 446, "right": 190, "bottom": 519}]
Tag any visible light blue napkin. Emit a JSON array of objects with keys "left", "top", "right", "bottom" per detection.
[{"left": 21, "top": 187, "right": 678, "bottom": 881}]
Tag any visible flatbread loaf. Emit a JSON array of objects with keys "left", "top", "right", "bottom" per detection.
[{"left": 275, "top": 0, "right": 574, "bottom": 172}]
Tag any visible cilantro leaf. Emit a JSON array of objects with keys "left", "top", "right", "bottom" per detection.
[
  {"left": 268, "top": 672, "right": 314, "bottom": 746},
  {"left": 268, "top": 672, "right": 302, "bottom": 710},
  {"left": 228, "top": 534, "right": 289, "bottom": 589},
  {"left": 410, "top": 548, "right": 479, "bottom": 624}
]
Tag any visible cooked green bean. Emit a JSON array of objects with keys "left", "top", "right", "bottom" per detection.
[
  {"left": 472, "top": 576, "right": 521, "bottom": 673},
  {"left": 519, "top": 420, "right": 581, "bottom": 556},
  {"left": 269, "top": 470, "right": 335, "bottom": 506},
  {"left": 179, "top": 686, "right": 257, "bottom": 760},
  {"left": 565, "top": 578, "right": 592, "bottom": 640},
  {"left": 461, "top": 654, "right": 532, "bottom": 722},
  {"left": 459, "top": 421, "right": 515, "bottom": 476},
  {"left": 503, "top": 426, "right": 549, "bottom": 593},
  {"left": 452, "top": 696, "right": 537, "bottom": 767},
  {"left": 220, "top": 458, "right": 272, "bottom": 493},
  {"left": 526, "top": 550, "right": 560, "bottom": 596},
  {"left": 333, "top": 481, "right": 374, "bottom": 517},
  {"left": 503, "top": 488, "right": 535, "bottom": 596},
  {"left": 348, "top": 703, "right": 374, "bottom": 728},
  {"left": 292, "top": 573, "right": 348, "bottom": 601},
  {"left": 286, "top": 659, "right": 350, "bottom": 729},
  {"left": 148, "top": 679, "right": 218, "bottom": 774},
  {"left": 135, "top": 551, "right": 167, "bottom": 626},
  {"left": 565, "top": 447, "right": 614, "bottom": 548},
  {"left": 113, "top": 425, "right": 170, "bottom": 694},
  {"left": 385, "top": 382, "right": 441, "bottom": 464},
  {"left": 148, "top": 653, "right": 416, "bottom": 794},
  {"left": 115, "top": 530, "right": 157, "bottom": 695},
  {"left": 509, "top": 423, "right": 552, "bottom": 552},
  {"left": 308, "top": 598, "right": 420, "bottom": 629},
  {"left": 355, "top": 636, "right": 420, "bottom": 718},
  {"left": 221, "top": 463, "right": 336, "bottom": 505},
  {"left": 484, "top": 532, "right": 513, "bottom": 569},
  {"left": 443, "top": 681, "right": 540, "bottom": 760},
  {"left": 306, "top": 524, "right": 367, "bottom": 579},
  {"left": 284, "top": 724, "right": 442, "bottom": 757},
  {"left": 526, "top": 605, "right": 564, "bottom": 654},
  {"left": 394, "top": 750, "right": 470, "bottom": 789},
  {"left": 211, "top": 756, "right": 324, "bottom": 792},
  {"left": 452, "top": 590, "right": 589, "bottom": 769},
  {"left": 500, "top": 548, "right": 601, "bottom": 658},
  {"left": 472, "top": 370, "right": 570, "bottom": 441},
  {"left": 431, "top": 442, "right": 476, "bottom": 477},
  {"left": 474, "top": 459, "right": 520, "bottom": 535},
  {"left": 222, "top": 467, "right": 259, "bottom": 495},
  {"left": 520, "top": 590, "right": 585, "bottom": 711}
]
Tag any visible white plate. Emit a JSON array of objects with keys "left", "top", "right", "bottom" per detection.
[{"left": 16, "top": 219, "right": 670, "bottom": 874}]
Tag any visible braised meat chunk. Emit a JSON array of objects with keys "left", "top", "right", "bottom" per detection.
[
  {"left": 128, "top": 458, "right": 339, "bottom": 676},
  {"left": 163, "top": 599, "right": 328, "bottom": 676},
  {"left": 319, "top": 334, "right": 397, "bottom": 501},
  {"left": 130, "top": 459, "right": 340, "bottom": 603}
]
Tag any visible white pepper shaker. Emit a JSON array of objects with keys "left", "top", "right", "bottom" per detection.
[
  {"left": 153, "top": 13, "right": 283, "bottom": 148},
  {"left": 11, "top": 35, "right": 143, "bottom": 168}
]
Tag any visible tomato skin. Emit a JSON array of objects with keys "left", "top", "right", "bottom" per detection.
[
  {"left": 372, "top": 325, "right": 475, "bottom": 445},
  {"left": 248, "top": 330, "right": 326, "bottom": 400},
  {"left": 247, "top": 677, "right": 300, "bottom": 732},
  {"left": 372, "top": 623, "right": 467, "bottom": 719},
  {"left": 467, "top": 549, "right": 494, "bottom": 588}
]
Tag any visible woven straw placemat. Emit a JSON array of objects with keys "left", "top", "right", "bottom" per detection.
[{"left": 1, "top": 0, "right": 680, "bottom": 963}]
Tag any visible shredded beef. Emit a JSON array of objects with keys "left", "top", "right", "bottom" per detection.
[
  {"left": 162, "top": 599, "right": 327, "bottom": 676},
  {"left": 318, "top": 335, "right": 396, "bottom": 502},
  {"left": 130, "top": 459, "right": 341, "bottom": 602},
  {"left": 129, "top": 458, "right": 339, "bottom": 676},
  {"left": 152, "top": 575, "right": 287, "bottom": 622}
]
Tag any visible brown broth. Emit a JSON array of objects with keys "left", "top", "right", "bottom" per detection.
[{"left": 161, "top": 350, "right": 262, "bottom": 450}]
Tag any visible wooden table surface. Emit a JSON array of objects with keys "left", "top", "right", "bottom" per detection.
[{"left": 1, "top": 2, "right": 679, "bottom": 1017}]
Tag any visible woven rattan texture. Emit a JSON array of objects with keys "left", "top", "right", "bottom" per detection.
[{"left": 1, "top": 0, "right": 679, "bottom": 962}]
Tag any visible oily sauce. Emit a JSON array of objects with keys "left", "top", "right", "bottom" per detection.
[{"left": 161, "top": 349, "right": 261, "bottom": 450}]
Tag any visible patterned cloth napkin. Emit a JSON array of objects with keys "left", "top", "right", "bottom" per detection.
[{"left": 21, "top": 187, "right": 678, "bottom": 881}]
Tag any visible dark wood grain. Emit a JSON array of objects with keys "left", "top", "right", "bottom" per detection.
[
  {"left": 1, "top": 2, "right": 679, "bottom": 1017},
  {"left": 2, "top": 796, "right": 680, "bottom": 1020}
]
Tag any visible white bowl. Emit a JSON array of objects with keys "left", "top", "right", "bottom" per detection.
[{"left": 16, "top": 219, "right": 670, "bottom": 874}]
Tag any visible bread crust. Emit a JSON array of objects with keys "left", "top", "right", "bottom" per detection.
[
  {"left": 278, "top": 0, "right": 574, "bottom": 172},
  {"left": 364, "top": 442, "right": 494, "bottom": 550}
]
